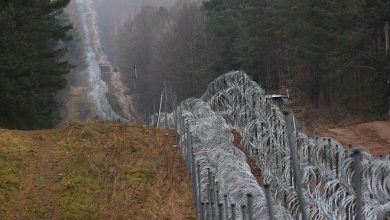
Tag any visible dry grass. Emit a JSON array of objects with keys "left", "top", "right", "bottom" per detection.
[{"left": 0, "top": 123, "right": 195, "bottom": 219}]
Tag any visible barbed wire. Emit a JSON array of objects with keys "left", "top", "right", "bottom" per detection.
[{"left": 153, "top": 70, "right": 390, "bottom": 220}]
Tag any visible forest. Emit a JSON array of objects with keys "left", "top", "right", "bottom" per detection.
[
  {"left": 112, "top": 0, "right": 390, "bottom": 121},
  {"left": 0, "top": 0, "right": 389, "bottom": 128},
  {"left": 0, "top": 0, "right": 70, "bottom": 128}
]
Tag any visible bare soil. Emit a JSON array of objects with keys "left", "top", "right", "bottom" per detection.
[
  {"left": 232, "top": 130, "right": 263, "bottom": 185},
  {"left": 107, "top": 71, "right": 140, "bottom": 122},
  {"left": 318, "top": 121, "right": 390, "bottom": 157}
]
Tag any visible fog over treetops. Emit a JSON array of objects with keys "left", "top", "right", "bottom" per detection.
[{"left": 66, "top": 0, "right": 389, "bottom": 122}]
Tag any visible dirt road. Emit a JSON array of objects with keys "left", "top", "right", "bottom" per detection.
[{"left": 318, "top": 121, "right": 390, "bottom": 157}]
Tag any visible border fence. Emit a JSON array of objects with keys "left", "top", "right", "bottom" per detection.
[{"left": 151, "top": 71, "right": 390, "bottom": 220}]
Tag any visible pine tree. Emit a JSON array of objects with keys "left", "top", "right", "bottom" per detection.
[{"left": 0, "top": 0, "right": 71, "bottom": 129}]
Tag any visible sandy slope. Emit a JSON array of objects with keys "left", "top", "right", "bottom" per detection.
[
  {"left": 61, "top": 0, "right": 139, "bottom": 123},
  {"left": 318, "top": 121, "right": 390, "bottom": 157}
]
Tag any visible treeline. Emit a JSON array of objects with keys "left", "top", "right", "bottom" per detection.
[
  {"left": 114, "top": 1, "right": 211, "bottom": 116},
  {"left": 202, "top": 0, "right": 390, "bottom": 116},
  {"left": 115, "top": 0, "right": 389, "bottom": 120},
  {"left": 92, "top": 0, "right": 176, "bottom": 59},
  {"left": 0, "top": 0, "right": 70, "bottom": 129}
]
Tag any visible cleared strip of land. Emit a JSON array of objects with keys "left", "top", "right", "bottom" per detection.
[
  {"left": 0, "top": 123, "right": 195, "bottom": 219},
  {"left": 319, "top": 121, "right": 390, "bottom": 157}
]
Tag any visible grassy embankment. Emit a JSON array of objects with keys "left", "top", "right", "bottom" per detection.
[{"left": 0, "top": 123, "right": 195, "bottom": 219}]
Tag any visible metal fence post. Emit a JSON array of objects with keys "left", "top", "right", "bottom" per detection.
[
  {"left": 173, "top": 106, "right": 178, "bottom": 132},
  {"left": 191, "top": 151, "right": 199, "bottom": 216},
  {"left": 218, "top": 204, "right": 223, "bottom": 220},
  {"left": 201, "top": 202, "right": 205, "bottom": 220},
  {"left": 241, "top": 205, "right": 247, "bottom": 220},
  {"left": 284, "top": 111, "right": 308, "bottom": 220},
  {"left": 246, "top": 194, "right": 253, "bottom": 220},
  {"left": 208, "top": 168, "right": 212, "bottom": 187},
  {"left": 336, "top": 148, "right": 339, "bottom": 178},
  {"left": 211, "top": 202, "right": 215, "bottom": 220},
  {"left": 197, "top": 162, "right": 202, "bottom": 214},
  {"left": 264, "top": 184, "right": 275, "bottom": 220},
  {"left": 179, "top": 106, "right": 183, "bottom": 132},
  {"left": 216, "top": 190, "right": 220, "bottom": 206},
  {"left": 164, "top": 81, "right": 168, "bottom": 128},
  {"left": 185, "top": 126, "right": 190, "bottom": 169},
  {"left": 206, "top": 202, "right": 210, "bottom": 220},
  {"left": 231, "top": 204, "right": 237, "bottom": 220},
  {"left": 212, "top": 176, "right": 216, "bottom": 194},
  {"left": 152, "top": 100, "right": 156, "bottom": 127},
  {"left": 156, "top": 91, "right": 163, "bottom": 127},
  {"left": 224, "top": 195, "right": 229, "bottom": 220},
  {"left": 207, "top": 184, "right": 212, "bottom": 206},
  {"left": 210, "top": 188, "right": 214, "bottom": 204},
  {"left": 353, "top": 150, "right": 363, "bottom": 220}
]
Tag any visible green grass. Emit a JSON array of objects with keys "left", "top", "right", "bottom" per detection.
[
  {"left": 0, "top": 131, "right": 29, "bottom": 217},
  {"left": 0, "top": 123, "right": 195, "bottom": 219},
  {"left": 55, "top": 123, "right": 154, "bottom": 219}
]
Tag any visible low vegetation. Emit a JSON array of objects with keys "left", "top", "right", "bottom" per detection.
[{"left": 0, "top": 123, "right": 195, "bottom": 219}]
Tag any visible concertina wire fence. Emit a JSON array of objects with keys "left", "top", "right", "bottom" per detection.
[{"left": 150, "top": 71, "right": 390, "bottom": 220}]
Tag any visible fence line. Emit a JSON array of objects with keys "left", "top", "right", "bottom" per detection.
[{"left": 152, "top": 71, "right": 390, "bottom": 220}]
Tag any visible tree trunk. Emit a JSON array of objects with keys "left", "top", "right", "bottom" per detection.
[{"left": 313, "top": 65, "right": 319, "bottom": 107}]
